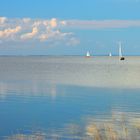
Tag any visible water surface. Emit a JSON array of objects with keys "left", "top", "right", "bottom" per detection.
[{"left": 0, "top": 56, "right": 140, "bottom": 140}]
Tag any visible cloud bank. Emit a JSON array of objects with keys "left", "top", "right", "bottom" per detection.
[
  {"left": 0, "top": 17, "right": 77, "bottom": 46},
  {"left": 66, "top": 20, "right": 140, "bottom": 29},
  {"left": 1, "top": 17, "right": 140, "bottom": 46},
  {"left": 21, "top": 27, "right": 38, "bottom": 40}
]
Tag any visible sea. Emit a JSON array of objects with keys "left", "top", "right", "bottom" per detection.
[{"left": 0, "top": 56, "right": 140, "bottom": 140}]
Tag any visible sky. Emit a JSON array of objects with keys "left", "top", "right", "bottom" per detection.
[{"left": 0, "top": 0, "right": 140, "bottom": 55}]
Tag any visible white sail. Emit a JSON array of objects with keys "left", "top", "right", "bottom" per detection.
[
  {"left": 119, "top": 42, "right": 122, "bottom": 57},
  {"left": 109, "top": 52, "right": 112, "bottom": 56},
  {"left": 118, "top": 42, "right": 125, "bottom": 60},
  {"left": 86, "top": 51, "right": 90, "bottom": 57}
]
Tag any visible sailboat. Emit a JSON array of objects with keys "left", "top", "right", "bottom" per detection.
[
  {"left": 109, "top": 52, "right": 112, "bottom": 57},
  {"left": 86, "top": 51, "right": 91, "bottom": 58},
  {"left": 119, "top": 42, "right": 125, "bottom": 60}
]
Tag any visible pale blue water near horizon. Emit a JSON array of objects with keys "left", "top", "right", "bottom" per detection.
[{"left": 1, "top": 56, "right": 140, "bottom": 139}]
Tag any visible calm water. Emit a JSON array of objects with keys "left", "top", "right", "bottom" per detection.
[{"left": 0, "top": 56, "right": 140, "bottom": 140}]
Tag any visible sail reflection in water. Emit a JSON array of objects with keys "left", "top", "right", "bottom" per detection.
[{"left": 0, "top": 56, "right": 140, "bottom": 140}]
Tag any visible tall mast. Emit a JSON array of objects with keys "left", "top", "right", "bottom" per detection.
[{"left": 119, "top": 42, "right": 122, "bottom": 57}]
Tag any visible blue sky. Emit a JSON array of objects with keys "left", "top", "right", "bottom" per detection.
[{"left": 0, "top": 0, "right": 140, "bottom": 55}]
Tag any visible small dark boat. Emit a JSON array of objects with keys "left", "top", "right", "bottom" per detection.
[{"left": 120, "top": 57, "right": 125, "bottom": 60}]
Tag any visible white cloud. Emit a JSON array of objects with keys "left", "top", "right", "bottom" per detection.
[
  {"left": 39, "top": 34, "right": 49, "bottom": 41},
  {"left": 0, "top": 26, "right": 21, "bottom": 39},
  {"left": 22, "top": 18, "right": 31, "bottom": 23},
  {"left": 50, "top": 18, "right": 57, "bottom": 28},
  {"left": 60, "top": 20, "right": 67, "bottom": 26},
  {"left": 0, "top": 17, "right": 7, "bottom": 24},
  {"left": 39, "top": 30, "right": 73, "bottom": 42},
  {"left": 21, "top": 27, "right": 38, "bottom": 40},
  {"left": 32, "top": 21, "right": 42, "bottom": 27}
]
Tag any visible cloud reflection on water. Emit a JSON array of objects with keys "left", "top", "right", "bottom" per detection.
[
  {"left": 4, "top": 111, "right": 140, "bottom": 140},
  {"left": 0, "top": 56, "right": 140, "bottom": 98},
  {"left": 0, "top": 81, "right": 58, "bottom": 100}
]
